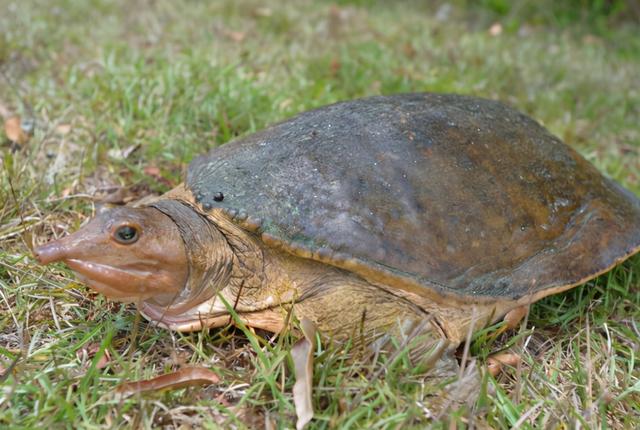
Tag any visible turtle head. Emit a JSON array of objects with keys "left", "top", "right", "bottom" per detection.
[{"left": 34, "top": 205, "right": 189, "bottom": 304}]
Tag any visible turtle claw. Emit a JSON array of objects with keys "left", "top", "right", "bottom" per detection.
[
  {"left": 503, "top": 306, "right": 529, "bottom": 330},
  {"left": 425, "top": 353, "right": 482, "bottom": 419},
  {"left": 488, "top": 305, "right": 529, "bottom": 340}
]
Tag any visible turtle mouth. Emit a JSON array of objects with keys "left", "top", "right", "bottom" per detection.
[
  {"left": 75, "top": 274, "right": 144, "bottom": 303},
  {"left": 65, "top": 258, "right": 178, "bottom": 302}
]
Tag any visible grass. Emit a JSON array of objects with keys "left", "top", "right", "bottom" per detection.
[{"left": 1, "top": 0, "right": 639, "bottom": 428}]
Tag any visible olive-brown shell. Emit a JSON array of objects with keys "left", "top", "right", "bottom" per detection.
[{"left": 187, "top": 93, "right": 640, "bottom": 301}]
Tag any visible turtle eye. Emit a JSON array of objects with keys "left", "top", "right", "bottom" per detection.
[{"left": 114, "top": 225, "right": 139, "bottom": 244}]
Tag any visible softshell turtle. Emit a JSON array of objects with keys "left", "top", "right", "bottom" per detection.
[{"left": 35, "top": 93, "right": 640, "bottom": 355}]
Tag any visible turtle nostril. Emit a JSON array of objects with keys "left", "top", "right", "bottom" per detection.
[{"left": 33, "top": 241, "right": 67, "bottom": 265}]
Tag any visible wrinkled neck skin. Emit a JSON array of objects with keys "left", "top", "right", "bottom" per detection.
[
  {"left": 140, "top": 198, "right": 286, "bottom": 331},
  {"left": 142, "top": 199, "right": 237, "bottom": 319}
]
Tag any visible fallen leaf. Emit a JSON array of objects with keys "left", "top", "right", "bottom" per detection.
[
  {"left": 77, "top": 342, "right": 111, "bottom": 369},
  {"left": 4, "top": 116, "right": 30, "bottom": 145},
  {"left": 583, "top": 34, "right": 602, "bottom": 45},
  {"left": 253, "top": 7, "right": 272, "bottom": 17},
  {"left": 489, "top": 23, "right": 503, "bottom": 36},
  {"left": 55, "top": 124, "right": 72, "bottom": 135},
  {"left": 518, "top": 24, "right": 533, "bottom": 37},
  {"left": 93, "top": 183, "right": 156, "bottom": 205},
  {"left": 403, "top": 42, "right": 416, "bottom": 59},
  {"left": 115, "top": 367, "right": 220, "bottom": 397},
  {"left": 93, "top": 186, "right": 128, "bottom": 204},
  {"left": 222, "top": 29, "right": 246, "bottom": 43},
  {"left": 435, "top": 3, "right": 452, "bottom": 22},
  {"left": 291, "top": 318, "right": 317, "bottom": 430},
  {"left": 107, "top": 143, "right": 140, "bottom": 160},
  {"left": 143, "top": 165, "right": 175, "bottom": 187},
  {"left": 143, "top": 165, "right": 161, "bottom": 177},
  {"left": 328, "top": 4, "right": 349, "bottom": 36},
  {"left": 487, "top": 352, "right": 520, "bottom": 377},
  {"left": 0, "top": 354, "right": 20, "bottom": 383},
  {"left": 329, "top": 57, "right": 341, "bottom": 76},
  {"left": 96, "top": 353, "right": 111, "bottom": 369},
  {"left": 0, "top": 102, "right": 10, "bottom": 119},
  {"left": 278, "top": 99, "right": 293, "bottom": 111}
]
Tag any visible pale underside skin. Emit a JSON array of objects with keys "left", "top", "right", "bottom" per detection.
[{"left": 140, "top": 185, "right": 640, "bottom": 344}]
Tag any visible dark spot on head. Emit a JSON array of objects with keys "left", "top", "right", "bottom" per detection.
[{"left": 213, "top": 192, "right": 224, "bottom": 202}]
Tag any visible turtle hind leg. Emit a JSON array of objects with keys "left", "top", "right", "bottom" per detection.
[
  {"left": 292, "top": 276, "right": 444, "bottom": 345},
  {"left": 292, "top": 277, "right": 481, "bottom": 418}
]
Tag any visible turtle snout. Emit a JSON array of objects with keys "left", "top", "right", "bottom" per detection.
[{"left": 34, "top": 240, "right": 69, "bottom": 265}]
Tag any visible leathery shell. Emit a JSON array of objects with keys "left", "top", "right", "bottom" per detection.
[{"left": 187, "top": 93, "right": 640, "bottom": 301}]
